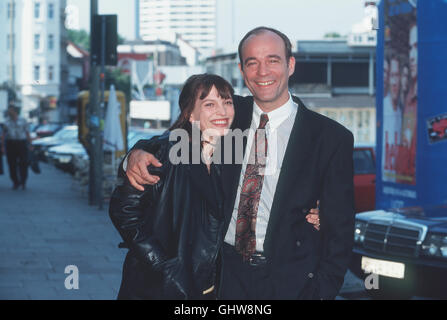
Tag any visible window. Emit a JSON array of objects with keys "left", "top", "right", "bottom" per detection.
[
  {"left": 353, "top": 149, "right": 375, "bottom": 174},
  {"left": 34, "top": 65, "right": 40, "bottom": 81},
  {"left": 48, "top": 3, "right": 54, "bottom": 19},
  {"left": 34, "top": 2, "right": 41, "bottom": 19},
  {"left": 34, "top": 34, "right": 40, "bottom": 50},
  {"left": 48, "top": 66, "right": 54, "bottom": 81},
  {"left": 7, "top": 2, "right": 15, "bottom": 19},
  {"left": 48, "top": 34, "right": 54, "bottom": 50}
]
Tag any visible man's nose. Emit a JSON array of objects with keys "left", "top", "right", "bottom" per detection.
[{"left": 257, "top": 62, "right": 269, "bottom": 76}]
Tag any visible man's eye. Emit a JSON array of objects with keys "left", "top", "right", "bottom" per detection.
[
  {"left": 225, "top": 101, "right": 233, "bottom": 105},
  {"left": 205, "top": 103, "right": 214, "bottom": 107}
]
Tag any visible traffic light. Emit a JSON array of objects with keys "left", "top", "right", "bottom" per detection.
[{"left": 91, "top": 15, "right": 118, "bottom": 66}]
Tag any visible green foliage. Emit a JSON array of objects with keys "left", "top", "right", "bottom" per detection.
[
  {"left": 105, "top": 68, "right": 131, "bottom": 105},
  {"left": 67, "top": 29, "right": 90, "bottom": 50},
  {"left": 324, "top": 32, "right": 342, "bottom": 38}
]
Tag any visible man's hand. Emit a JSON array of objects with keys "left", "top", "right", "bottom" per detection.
[
  {"left": 126, "top": 149, "right": 162, "bottom": 191},
  {"left": 306, "top": 200, "right": 320, "bottom": 231}
]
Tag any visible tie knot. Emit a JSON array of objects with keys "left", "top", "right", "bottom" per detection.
[{"left": 258, "top": 113, "right": 269, "bottom": 129}]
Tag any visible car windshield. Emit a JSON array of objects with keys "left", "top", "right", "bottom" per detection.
[
  {"left": 354, "top": 149, "right": 375, "bottom": 174},
  {"left": 36, "top": 124, "right": 60, "bottom": 132},
  {"left": 54, "top": 127, "right": 78, "bottom": 140}
]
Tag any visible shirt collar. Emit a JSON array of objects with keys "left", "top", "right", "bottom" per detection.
[{"left": 253, "top": 93, "right": 296, "bottom": 130}]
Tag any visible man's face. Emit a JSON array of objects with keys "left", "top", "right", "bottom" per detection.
[
  {"left": 7, "top": 107, "right": 17, "bottom": 118},
  {"left": 409, "top": 25, "right": 417, "bottom": 79},
  {"left": 390, "top": 59, "right": 400, "bottom": 104},
  {"left": 239, "top": 31, "right": 295, "bottom": 112}
]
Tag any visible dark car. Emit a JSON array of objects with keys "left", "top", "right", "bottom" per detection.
[
  {"left": 353, "top": 145, "right": 376, "bottom": 213},
  {"left": 350, "top": 204, "right": 447, "bottom": 299}
]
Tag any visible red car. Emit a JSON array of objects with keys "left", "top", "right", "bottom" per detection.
[{"left": 353, "top": 145, "right": 376, "bottom": 213}]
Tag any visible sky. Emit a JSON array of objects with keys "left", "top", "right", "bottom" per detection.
[{"left": 68, "top": 0, "right": 367, "bottom": 46}]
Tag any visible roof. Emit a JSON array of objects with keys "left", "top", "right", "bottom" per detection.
[
  {"left": 296, "top": 40, "right": 375, "bottom": 55},
  {"left": 300, "top": 94, "right": 376, "bottom": 109}
]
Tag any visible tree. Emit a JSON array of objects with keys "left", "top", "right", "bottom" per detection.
[
  {"left": 67, "top": 29, "right": 126, "bottom": 51},
  {"left": 67, "top": 29, "right": 90, "bottom": 50},
  {"left": 105, "top": 68, "right": 131, "bottom": 105},
  {"left": 324, "top": 32, "right": 342, "bottom": 39}
]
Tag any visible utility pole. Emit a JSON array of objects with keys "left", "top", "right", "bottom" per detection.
[
  {"left": 9, "top": 0, "right": 15, "bottom": 87},
  {"left": 88, "top": 0, "right": 102, "bottom": 208}
]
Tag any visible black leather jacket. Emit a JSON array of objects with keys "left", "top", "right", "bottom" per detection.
[{"left": 109, "top": 133, "right": 225, "bottom": 299}]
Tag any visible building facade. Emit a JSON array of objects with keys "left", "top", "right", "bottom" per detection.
[
  {"left": 0, "top": 0, "right": 67, "bottom": 122},
  {"left": 137, "top": 0, "right": 216, "bottom": 56}
]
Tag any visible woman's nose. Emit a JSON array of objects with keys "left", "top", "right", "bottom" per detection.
[{"left": 216, "top": 102, "right": 227, "bottom": 116}]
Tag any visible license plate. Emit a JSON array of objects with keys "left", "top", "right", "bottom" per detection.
[{"left": 361, "top": 256, "right": 405, "bottom": 279}]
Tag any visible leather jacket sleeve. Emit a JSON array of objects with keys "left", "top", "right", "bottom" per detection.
[{"left": 109, "top": 138, "right": 170, "bottom": 271}]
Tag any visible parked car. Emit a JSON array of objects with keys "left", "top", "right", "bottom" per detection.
[
  {"left": 127, "top": 127, "right": 166, "bottom": 151},
  {"left": 353, "top": 144, "right": 376, "bottom": 213},
  {"left": 47, "top": 142, "right": 88, "bottom": 174},
  {"left": 350, "top": 204, "right": 447, "bottom": 299},
  {"left": 32, "top": 125, "right": 78, "bottom": 161},
  {"left": 48, "top": 127, "right": 165, "bottom": 175}
]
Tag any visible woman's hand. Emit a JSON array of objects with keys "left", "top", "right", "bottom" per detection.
[{"left": 305, "top": 200, "right": 320, "bottom": 231}]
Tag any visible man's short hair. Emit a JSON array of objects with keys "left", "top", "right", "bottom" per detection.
[{"left": 238, "top": 26, "right": 293, "bottom": 70}]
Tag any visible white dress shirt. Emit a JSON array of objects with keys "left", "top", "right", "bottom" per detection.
[{"left": 224, "top": 94, "right": 298, "bottom": 252}]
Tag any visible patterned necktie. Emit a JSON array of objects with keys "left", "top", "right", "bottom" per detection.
[{"left": 235, "top": 113, "right": 269, "bottom": 261}]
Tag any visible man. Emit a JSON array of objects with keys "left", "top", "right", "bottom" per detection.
[
  {"left": 1, "top": 105, "right": 32, "bottom": 190},
  {"left": 382, "top": 56, "right": 402, "bottom": 183},
  {"left": 124, "top": 27, "right": 354, "bottom": 300}
]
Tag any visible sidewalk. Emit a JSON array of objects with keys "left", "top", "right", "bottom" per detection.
[{"left": 0, "top": 162, "right": 125, "bottom": 300}]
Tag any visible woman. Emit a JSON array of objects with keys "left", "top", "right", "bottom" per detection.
[
  {"left": 109, "top": 74, "right": 235, "bottom": 300},
  {"left": 109, "top": 74, "right": 320, "bottom": 300}
]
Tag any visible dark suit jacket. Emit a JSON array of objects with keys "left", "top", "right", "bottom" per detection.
[{"left": 219, "top": 95, "right": 355, "bottom": 300}]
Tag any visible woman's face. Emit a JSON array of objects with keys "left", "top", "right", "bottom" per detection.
[{"left": 189, "top": 85, "right": 235, "bottom": 138}]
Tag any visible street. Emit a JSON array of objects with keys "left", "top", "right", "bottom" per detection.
[{"left": 0, "top": 161, "right": 369, "bottom": 300}]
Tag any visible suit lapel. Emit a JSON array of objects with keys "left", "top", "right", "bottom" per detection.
[{"left": 263, "top": 100, "right": 315, "bottom": 257}]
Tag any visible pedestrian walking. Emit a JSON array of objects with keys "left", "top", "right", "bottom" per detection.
[{"left": 1, "top": 105, "right": 32, "bottom": 190}]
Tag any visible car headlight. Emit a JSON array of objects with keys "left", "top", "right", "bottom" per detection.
[
  {"left": 57, "top": 155, "right": 72, "bottom": 163},
  {"left": 354, "top": 220, "right": 367, "bottom": 244},
  {"left": 421, "top": 233, "right": 447, "bottom": 258}
]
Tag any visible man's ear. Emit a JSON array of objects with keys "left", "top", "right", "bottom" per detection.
[
  {"left": 288, "top": 56, "right": 296, "bottom": 77},
  {"left": 238, "top": 63, "right": 243, "bottom": 75}
]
